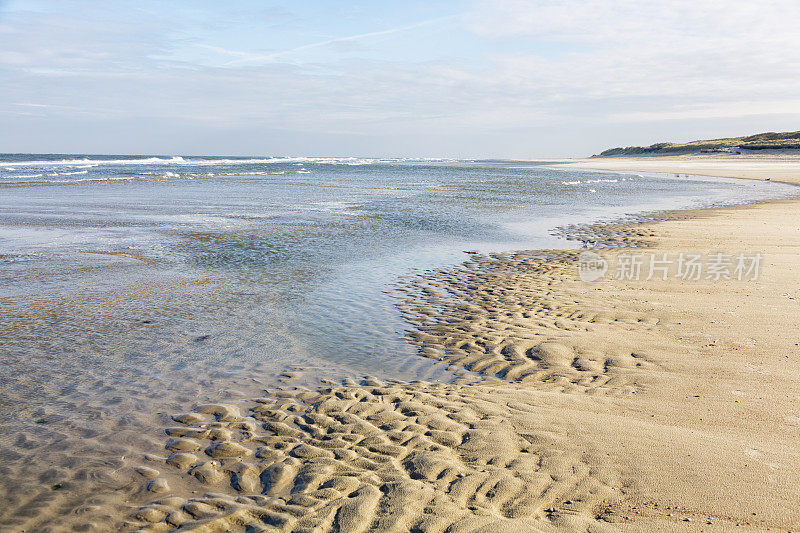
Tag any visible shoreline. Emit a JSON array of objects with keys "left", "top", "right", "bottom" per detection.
[
  {"left": 545, "top": 153, "right": 800, "bottom": 186},
  {"left": 4, "top": 157, "right": 799, "bottom": 531},
  {"left": 114, "top": 158, "right": 800, "bottom": 531}
]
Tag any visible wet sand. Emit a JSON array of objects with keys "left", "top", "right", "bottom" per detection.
[{"left": 7, "top": 157, "right": 800, "bottom": 531}]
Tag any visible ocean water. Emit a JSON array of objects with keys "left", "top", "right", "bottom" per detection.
[
  {"left": 0, "top": 154, "right": 797, "bottom": 526},
  {"left": 1, "top": 155, "right": 797, "bottom": 405}
]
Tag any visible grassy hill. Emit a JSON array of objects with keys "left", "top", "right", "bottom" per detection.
[{"left": 597, "top": 131, "right": 800, "bottom": 157}]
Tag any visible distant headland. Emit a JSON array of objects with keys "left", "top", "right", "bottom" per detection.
[{"left": 596, "top": 131, "right": 800, "bottom": 157}]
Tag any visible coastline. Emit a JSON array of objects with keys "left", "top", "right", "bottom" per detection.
[
  {"left": 4, "top": 157, "right": 798, "bottom": 531},
  {"left": 5, "top": 1, "right": 799, "bottom": 531},
  {"left": 546, "top": 153, "right": 800, "bottom": 186},
  {"left": 112, "top": 157, "right": 800, "bottom": 531}
]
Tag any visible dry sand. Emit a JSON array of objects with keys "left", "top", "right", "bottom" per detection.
[
  {"left": 23, "top": 156, "right": 800, "bottom": 531},
  {"left": 548, "top": 153, "right": 800, "bottom": 186}
]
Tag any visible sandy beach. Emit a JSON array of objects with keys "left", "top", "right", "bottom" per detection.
[
  {"left": 66, "top": 156, "right": 793, "bottom": 532},
  {"left": 549, "top": 153, "right": 800, "bottom": 186},
  {"left": 4, "top": 0, "right": 799, "bottom": 530}
]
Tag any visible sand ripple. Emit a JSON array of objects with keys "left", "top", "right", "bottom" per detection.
[
  {"left": 127, "top": 378, "right": 624, "bottom": 532},
  {"left": 124, "top": 243, "right": 667, "bottom": 531},
  {"left": 395, "top": 250, "right": 662, "bottom": 395}
]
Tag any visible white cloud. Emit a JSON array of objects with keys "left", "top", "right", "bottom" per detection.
[
  {"left": 611, "top": 100, "right": 800, "bottom": 123},
  {"left": 1, "top": 1, "right": 799, "bottom": 155},
  {"left": 463, "top": 0, "right": 800, "bottom": 107}
]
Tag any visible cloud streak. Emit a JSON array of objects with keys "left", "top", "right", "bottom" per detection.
[
  {"left": 1, "top": 1, "right": 799, "bottom": 156},
  {"left": 206, "top": 16, "right": 456, "bottom": 66}
]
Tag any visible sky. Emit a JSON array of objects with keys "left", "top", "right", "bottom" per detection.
[{"left": 1, "top": 0, "right": 800, "bottom": 157}]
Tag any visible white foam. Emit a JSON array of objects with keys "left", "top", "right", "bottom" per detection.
[
  {"left": 217, "top": 171, "right": 286, "bottom": 176},
  {"left": 0, "top": 156, "right": 188, "bottom": 167},
  {"left": 1, "top": 176, "right": 144, "bottom": 185},
  {"left": 303, "top": 200, "right": 362, "bottom": 214},
  {"left": 561, "top": 177, "right": 633, "bottom": 185},
  {"left": 47, "top": 170, "right": 89, "bottom": 176},
  {"left": 0, "top": 156, "right": 457, "bottom": 167}
]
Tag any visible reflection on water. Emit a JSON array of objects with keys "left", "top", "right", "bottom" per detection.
[
  {"left": 0, "top": 155, "right": 796, "bottom": 527},
  {"left": 1, "top": 157, "right": 797, "bottom": 413}
]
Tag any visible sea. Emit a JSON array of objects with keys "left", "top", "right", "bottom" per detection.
[{"left": 0, "top": 154, "right": 796, "bottom": 526}]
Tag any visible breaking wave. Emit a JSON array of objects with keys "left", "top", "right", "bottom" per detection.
[
  {"left": 561, "top": 177, "right": 635, "bottom": 185},
  {"left": 0, "top": 156, "right": 457, "bottom": 168}
]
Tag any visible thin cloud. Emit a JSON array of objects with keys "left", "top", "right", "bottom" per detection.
[
  {"left": 193, "top": 43, "right": 262, "bottom": 61},
  {"left": 2, "top": 1, "right": 798, "bottom": 156},
  {"left": 214, "top": 16, "right": 455, "bottom": 66},
  {"left": 611, "top": 100, "right": 800, "bottom": 123}
]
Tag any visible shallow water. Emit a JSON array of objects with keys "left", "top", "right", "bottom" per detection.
[
  {"left": 2, "top": 156, "right": 796, "bottom": 403},
  {"left": 0, "top": 155, "right": 796, "bottom": 527}
]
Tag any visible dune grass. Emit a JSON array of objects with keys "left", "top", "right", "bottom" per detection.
[{"left": 598, "top": 131, "right": 800, "bottom": 156}]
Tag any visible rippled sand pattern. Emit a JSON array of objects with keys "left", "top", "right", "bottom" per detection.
[
  {"left": 126, "top": 378, "right": 624, "bottom": 532},
  {"left": 396, "top": 250, "right": 663, "bottom": 395},
  {"left": 126, "top": 231, "right": 672, "bottom": 532}
]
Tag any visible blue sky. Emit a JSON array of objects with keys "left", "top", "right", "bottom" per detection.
[{"left": 2, "top": 0, "right": 800, "bottom": 157}]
